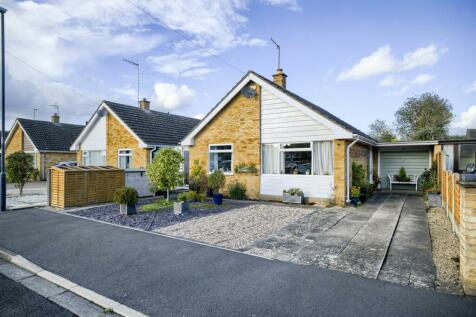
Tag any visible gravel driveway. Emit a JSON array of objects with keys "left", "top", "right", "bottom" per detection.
[{"left": 156, "top": 203, "right": 316, "bottom": 250}]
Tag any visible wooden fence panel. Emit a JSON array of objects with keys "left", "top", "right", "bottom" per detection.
[
  {"left": 455, "top": 173, "right": 461, "bottom": 224},
  {"left": 49, "top": 166, "right": 125, "bottom": 208}
]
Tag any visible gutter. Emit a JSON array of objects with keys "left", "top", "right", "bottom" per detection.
[{"left": 346, "top": 137, "right": 359, "bottom": 203}]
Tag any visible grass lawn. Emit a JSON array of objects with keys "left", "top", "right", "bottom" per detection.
[{"left": 140, "top": 199, "right": 174, "bottom": 212}]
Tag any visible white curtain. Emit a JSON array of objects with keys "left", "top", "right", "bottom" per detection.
[
  {"left": 262, "top": 144, "right": 280, "bottom": 174},
  {"left": 313, "top": 141, "right": 333, "bottom": 175}
]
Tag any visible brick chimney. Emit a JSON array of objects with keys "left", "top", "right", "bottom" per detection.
[
  {"left": 51, "top": 113, "right": 60, "bottom": 123},
  {"left": 139, "top": 98, "right": 150, "bottom": 110},
  {"left": 272, "top": 68, "right": 287, "bottom": 89}
]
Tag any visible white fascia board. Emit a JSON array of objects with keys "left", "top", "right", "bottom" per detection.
[
  {"left": 250, "top": 74, "right": 353, "bottom": 139},
  {"left": 181, "top": 73, "right": 254, "bottom": 146},
  {"left": 70, "top": 102, "right": 148, "bottom": 150},
  {"left": 70, "top": 103, "right": 105, "bottom": 150},
  {"left": 182, "top": 72, "right": 354, "bottom": 145},
  {"left": 376, "top": 140, "right": 438, "bottom": 147},
  {"left": 5, "top": 120, "right": 39, "bottom": 152},
  {"left": 103, "top": 104, "right": 148, "bottom": 148}
]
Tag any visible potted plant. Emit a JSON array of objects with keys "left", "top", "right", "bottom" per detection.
[
  {"left": 350, "top": 186, "right": 360, "bottom": 206},
  {"left": 113, "top": 187, "right": 139, "bottom": 215},
  {"left": 208, "top": 170, "right": 226, "bottom": 205},
  {"left": 283, "top": 188, "right": 304, "bottom": 204},
  {"left": 395, "top": 166, "right": 410, "bottom": 182},
  {"left": 174, "top": 192, "right": 189, "bottom": 214}
]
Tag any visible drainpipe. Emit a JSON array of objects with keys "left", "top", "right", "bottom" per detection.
[{"left": 346, "top": 137, "right": 359, "bottom": 203}]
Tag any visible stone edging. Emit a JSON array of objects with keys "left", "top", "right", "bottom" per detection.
[{"left": 0, "top": 247, "right": 148, "bottom": 317}]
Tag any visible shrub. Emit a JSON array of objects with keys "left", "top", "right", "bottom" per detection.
[
  {"left": 177, "top": 192, "right": 188, "bottom": 202},
  {"left": 397, "top": 166, "right": 410, "bottom": 182},
  {"left": 284, "top": 188, "right": 303, "bottom": 196},
  {"left": 351, "top": 162, "right": 366, "bottom": 188},
  {"left": 146, "top": 148, "right": 184, "bottom": 201},
  {"left": 113, "top": 187, "right": 139, "bottom": 205},
  {"left": 6, "top": 152, "right": 35, "bottom": 195},
  {"left": 208, "top": 170, "right": 226, "bottom": 194},
  {"left": 187, "top": 190, "right": 205, "bottom": 202},
  {"left": 30, "top": 168, "right": 40, "bottom": 181},
  {"left": 228, "top": 181, "right": 246, "bottom": 200},
  {"left": 350, "top": 186, "right": 361, "bottom": 199},
  {"left": 189, "top": 160, "right": 208, "bottom": 193},
  {"left": 420, "top": 168, "right": 437, "bottom": 192}
]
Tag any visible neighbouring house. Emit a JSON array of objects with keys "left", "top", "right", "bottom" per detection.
[
  {"left": 182, "top": 69, "right": 443, "bottom": 206},
  {"left": 70, "top": 99, "right": 200, "bottom": 196},
  {"left": 438, "top": 132, "right": 476, "bottom": 173},
  {"left": 5, "top": 114, "right": 84, "bottom": 180}
]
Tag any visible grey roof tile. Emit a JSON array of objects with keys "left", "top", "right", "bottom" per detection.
[
  {"left": 104, "top": 101, "right": 200, "bottom": 146},
  {"left": 17, "top": 118, "right": 84, "bottom": 152}
]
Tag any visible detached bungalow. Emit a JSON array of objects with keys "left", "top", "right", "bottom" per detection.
[
  {"left": 182, "top": 69, "right": 442, "bottom": 206},
  {"left": 70, "top": 99, "right": 200, "bottom": 195},
  {"left": 5, "top": 114, "right": 84, "bottom": 180}
]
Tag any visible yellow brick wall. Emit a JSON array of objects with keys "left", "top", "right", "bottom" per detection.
[
  {"left": 106, "top": 114, "right": 149, "bottom": 169},
  {"left": 41, "top": 152, "right": 77, "bottom": 179},
  {"left": 6, "top": 125, "right": 23, "bottom": 156},
  {"left": 350, "top": 142, "right": 370, "bottom": 174},
  {"left": 189, "top": 82, "right": 261, "bottom": 199},
  {"left": 333, "top": 140, "right": 347, "bottom": 206}
]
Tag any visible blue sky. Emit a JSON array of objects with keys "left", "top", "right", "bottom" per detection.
[{"left": 3, "top": 0, "right": 476, "bottom": 135}]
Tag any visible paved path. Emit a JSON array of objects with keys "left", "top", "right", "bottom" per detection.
[
  {"left": 0, "top": 273, "right": 73, "bottom": 317},
  {"left": 249, "top": 193, "right": 436, "bottom": 288},
  {"left": 379, "top": 195, "right": 436, "bottom": 288},
  {"left": 0, "top": 208, "right": 475, "bottom": 316},
  {"left": 7, "top": 181, "right": 47, "bottom": 210}
]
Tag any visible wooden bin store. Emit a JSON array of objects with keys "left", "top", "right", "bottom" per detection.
[{"left": 49, "top": 166, "right": 125, "bottom": 208}]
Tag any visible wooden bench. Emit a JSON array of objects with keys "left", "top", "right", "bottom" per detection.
[{"left": 387, "top": 174, "right": 419, "bottom": 191}]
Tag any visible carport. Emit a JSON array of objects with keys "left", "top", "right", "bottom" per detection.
[{"left": 377, "top": 141, "right": 437, "bottom": 190}]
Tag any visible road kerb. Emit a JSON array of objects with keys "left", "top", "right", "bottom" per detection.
[{"left": 0, "top": 246, "right": 148, "bottom": 317}]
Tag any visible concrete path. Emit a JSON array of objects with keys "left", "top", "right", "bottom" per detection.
[
  {"left": 7, "top": 181, "right": 47, "bottom": 210},
  {"left": 378, "top": 195, "right": 436, "bottom": 288},
  {"left": 249, "top": 193, "right": 436, "bottom": 288},
  {"left": 0, "top": 208, "right": 474, "bottom": 316}
]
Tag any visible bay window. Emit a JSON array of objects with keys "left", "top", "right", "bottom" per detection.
[
  {"left": 118, "top": 149, "right": 132, "bottom": 169},
  {"left": 262, "top": 141, "right": 333, "bottom": 175},
  {"left": 209, "top": 144, "right": 232, "bottom": 174}
]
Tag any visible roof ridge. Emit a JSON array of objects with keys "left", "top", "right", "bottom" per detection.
[
  {"left": 102, "top": 100, "right": 200, "bottom": 122},
  {"left": 17, "top": 118, "right": 84, "bottom": 127}
]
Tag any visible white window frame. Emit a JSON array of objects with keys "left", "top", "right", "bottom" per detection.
[
  {"left": 208, "top": 144, "right": 233, "bottom": 175},
  {"left": 280, "top": 142, "right": 313, "bottom": 175},
  {"left": 118, "top": 148, "right": 133, "bottom": 169},
  {"left": 261, "top": 141, "right": 333, "bottom": 176},
  {"left": 82, "top": 150, "right": 106, "bottom": 166}
]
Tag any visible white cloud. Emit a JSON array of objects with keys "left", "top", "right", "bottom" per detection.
[
  {"left": 193, "top": 113, "right": 205, "bottom": 120},
  {"left": 464, "top": 81, "right": 476, "bottom": 94},
  {"left": 379, "top": 75, "right": 403, "bottom": 87},
  {"left": 410, "top": 74, "right": 435, "bottom": 85},
  {"left": 337, "top": 44, "right": 444, "bottom": 81},
  {"left": 112, "top": 85, "right": 138, "bottom": 101},
  {"left": 260, "top": 0, "right": 301, "bottom": 11},
  {"left": 452, "top": 105, "right": 476, "bottom": 129},
  {"left": 147, "top": 53, "right": 217, "bottom": 79},
  {"left": 152, "top": 83, "right": 196, "bottom": 110}
]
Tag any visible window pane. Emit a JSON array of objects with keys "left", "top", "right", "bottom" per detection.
[
  {"left": 283, "top": 151, "right": 312, "bottom": 175},
  {"left": 119, "top": 155, "right": 131, "bottom": 169},
  {"left": 460, "top": 144, "right": 476, "bottom": 171},
  {"left": 210, "top": 145, "right": 232, "bottom": 151},
  {"left": 282, "top": 143, "right": 310, "bottom": 149},
  {"left": 313, "top": 141, "right": 333, "bottom": 175},
  {"left": 209, "top": 152, "right": 232, "bottom": 173},
  {"left": 262, "top": 144, "right": 280, "bottom": 174}
]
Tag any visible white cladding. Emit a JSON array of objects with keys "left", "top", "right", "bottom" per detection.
[
  {"left": 81, "top": 115, "right": 106, "bottom": 151},
  {"left": 260, "top": 174, "right": 334, "bottom": 199},
  {"left": 261, "top": 88, "right": 334, "bottom": 143}
]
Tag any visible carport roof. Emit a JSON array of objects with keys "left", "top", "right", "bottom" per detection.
[{"left": 376, "top": 140, "right": 438, "bottom": 148}]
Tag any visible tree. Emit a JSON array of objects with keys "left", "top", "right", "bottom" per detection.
[
  {"left": 368, "top": 119, "right": 397, "bottom": 142},
  {"left": 394, "top": 93, "right": 453, "bottom": 140},
  {"left": 146, "top": 148, "right": 184, "bottom": 201},
  {"left": 189, "top": 160, "right": 208, "bottom": 193},
  {"left": 6, "top": 152, "right": 35, "bottom": 195}
]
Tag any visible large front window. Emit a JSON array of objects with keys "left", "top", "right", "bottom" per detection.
[
  {"left": 209, "top": 144, "right": 232, "bottom": 174},
  {"left": 82, "top": 150, "right": 106, "bottom": 166},
  {"left": 262, "top": 141, "right": 333, "bottom": 175},
  {"left": 118, "top": 149, "right": 132, "bottom": 169}
]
